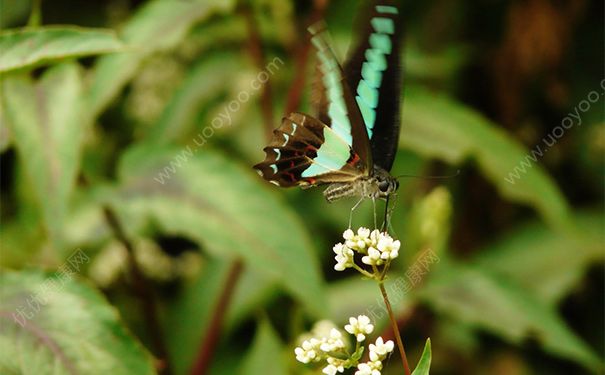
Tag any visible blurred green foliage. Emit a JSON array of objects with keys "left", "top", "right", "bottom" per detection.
[{"left": 0, "top": 0, "right": 603, "bottom": 374}]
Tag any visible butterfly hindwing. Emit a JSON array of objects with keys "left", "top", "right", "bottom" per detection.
[
  {"left": 254, "top": 113, "right": 365, "bottom": 187},
  {"left": 345, "top": 3, "right": 402, "bottom": 171}
]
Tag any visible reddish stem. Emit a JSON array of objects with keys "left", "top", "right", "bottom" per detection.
[
  {"left": 189, "top": 259, "right": 243, "bottom": 375},
  {"left": 241, "top": 5, "right": 274, "bottom": 141},
  {"left": 379, "top": 282, "right": 411, "bottom": 375}
]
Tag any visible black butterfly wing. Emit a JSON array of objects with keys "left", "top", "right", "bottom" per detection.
[
  {"left": 344, "top": 2, "right": 403, "bottom": 172},
  {"left": 308, "top": 21, "right": 373, "bottom": 174}
]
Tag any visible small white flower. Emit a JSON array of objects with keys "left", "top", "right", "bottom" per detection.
[
  {"left": 322, "top": 364, "right": 339, "bottom": 375},
  {"left": 333, "top": 243, "right": 355, "bottom": 271},
  {"left": 355, "top": 362, "right": 382, "bottom": 375},
  {"left": 319, "top": 328, "right": 346, "bottom": 352},
  {"left": 294, "top": 338, "right": 321, "bottom": 363},
  {"left": 344, "top": 315, "right": 374, "bottom": 342},
  {"left": 323, "top": 358, "right": 345, "bottom": 374},
  {"left": 377, "top": 235, "right": 400, "bottom": 260},
  {"left": 357, "top": 227, "right": 371, "bottom": 238},
  {"left": 344, "top": 227, "right": 372, "bottom": 251},
  {"left": 361, "top": 247, "right": 382, "bottom": 266},
  {"left": 343, "top": 228, "right": 354, "bottom": 238},
  {"left": 370, "top": 229, "right": 381, "bottom": 244},
  {"left": 368, "top": 337, "right": 394, "bottom": 362}
]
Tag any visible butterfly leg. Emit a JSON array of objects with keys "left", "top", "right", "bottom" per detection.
[
  {"left": 348, "top": 197, "right": 365, "bottom": 229},
  {"left": 372, "top": 197, "right": 378, "bottom": 229},
  {"left": 381, "top": 195, "right": 390, "bottom": 232}
]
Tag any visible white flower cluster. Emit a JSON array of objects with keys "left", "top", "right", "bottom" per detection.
[
  {"left": 294, "top": 315, "right": 393, "bottom": 375},
  {"left": 333, "top": 228, "right": 401, "bottom": 271},
  {"left": 344, "top": 315, "right": 374, "bottom": 342},
  {"left": 355, "top": 337, "right": 395, "bottom": 375},
  {"left": 294, "top": 327, "right": 346, "bottom": 365}
]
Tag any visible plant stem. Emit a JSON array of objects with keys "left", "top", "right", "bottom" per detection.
[
  {"left": 241, "top": 4, "right": 274, "bottom": 141},
  {"left": 378, "top": 282, "right": 411, "bottom": 375},
  {"left": 27, "top": 0, "right": 42, "bottom": 27},
  {"left": 352, "top": 263, "right": 375, "bottom": 279},
  {"left": 190, "top": 259, "right": 243, "bottom": 375}
]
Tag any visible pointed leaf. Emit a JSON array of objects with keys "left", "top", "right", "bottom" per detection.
[
  {"left": 0, "top": 27, "right": 124, "bottom": 73},
  {"left": 115, "top": 145, "right": 326, "bottom": 317},
  {"left": 411, "top": 338, "right": 432, "bottom": 375},
  {"left": 0, "top": 269, "right": 155, "bottom": 374}
]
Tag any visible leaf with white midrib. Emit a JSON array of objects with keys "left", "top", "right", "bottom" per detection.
[
  {"left": 0, "top": 26, "right": 124, "bottom": 73},
  {"left": 115, "top": 144, "right": 327, "bottom": 317},
  {"left": 2, "top": 63, "right": 85, "bottom": 252},
  {"left": 0, "top": 270, "right": 155, "bottom": 375}
]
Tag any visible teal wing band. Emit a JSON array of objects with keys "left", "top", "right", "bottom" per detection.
[
  {"left": 309, "top": 23, "right": 354, "bottom": 147},
  {"left": 301, "top": 125, "right": 351, "bottom": 177},
  {"left": 355, "top": 5, "right": 398, "bottom": 139}
]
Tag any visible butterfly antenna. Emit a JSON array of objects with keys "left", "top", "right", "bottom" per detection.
[{"left": 395, "top": 169, "right": 461, "bottom": 180}]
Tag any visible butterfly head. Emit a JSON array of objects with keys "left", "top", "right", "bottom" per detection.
[
  {"left": 376, "top": 175, "right": 399, "bottom": 197},
  {"left": 372, "top": 166, "right": 399, "bottom": 199}
]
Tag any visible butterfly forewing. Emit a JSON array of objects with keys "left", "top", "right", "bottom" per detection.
[
  {"left": 345, "top": 3, "right": 403, "bottom": 172},
  {"left": 308, "top": 22, "right": 373, "bottom": 173}
]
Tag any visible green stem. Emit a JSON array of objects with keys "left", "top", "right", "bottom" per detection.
[
  {"left": 378, "top": 282, "right": 411, "bottom": 375},
  {"left": 352, "top": 264, "right": 375, "bottom": 279},
  {"left": 28, "top": 0, "right": 42, "bottom": 27}
]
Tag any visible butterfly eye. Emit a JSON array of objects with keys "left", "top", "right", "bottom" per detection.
[{"left": 378, "top": 180, "right": 390, "bottom": 192}]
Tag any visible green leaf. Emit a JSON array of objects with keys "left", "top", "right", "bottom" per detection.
[
  {"left": 225, "top": 269, "right": 277, "bottom": 333},
  {"left": 0, "top": 269, "right": 155, "bottom": 374},
  {"left": 239, "top": 318, "right": 286, "bottom": 375},
  {"left": 419, "top": 261, "right": 602, "bottom": 372},
  {"left": 474, "top": 211, "right": 605, "bottom": 304},
  {"left": 0, "top": 98, "right": 11, "bottom": 152},
  {"left": 164, "top": 258, "right": 275, "bottom": 375},
  {"left": 412, "top": 338, "right": 432, "bottom": 375},
  {"left": 147, "top": 52, "right": 243, "bottom": 144},
  {"left": 2, "top": 63, "right": 85, "bottom": 252},
  {"left": 0, "top": 27, "right": 124, "bottom": 73},
  {"left": 115, "top": 145, "right": 326, "bottom": 317},
  {"left": 164, "top": 258, "right": 233, "bottom": 375},
  {"left": 87, "top": 0, "right": 235, "bottom": 117},
  {"left": 401, "top": 86, "right": 570, "bottom": 229}
]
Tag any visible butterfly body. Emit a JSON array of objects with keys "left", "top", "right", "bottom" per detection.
[
  {"left": 323, "top": 166, "right": 398, "bottom": 202},
  {"left": 254, "top": 2, "right": 402, "bottom": 204}
]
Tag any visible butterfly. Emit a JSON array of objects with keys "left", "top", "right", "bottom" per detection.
[{"left": 254, "top": 3, "right": 402, "bottom": 214}]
